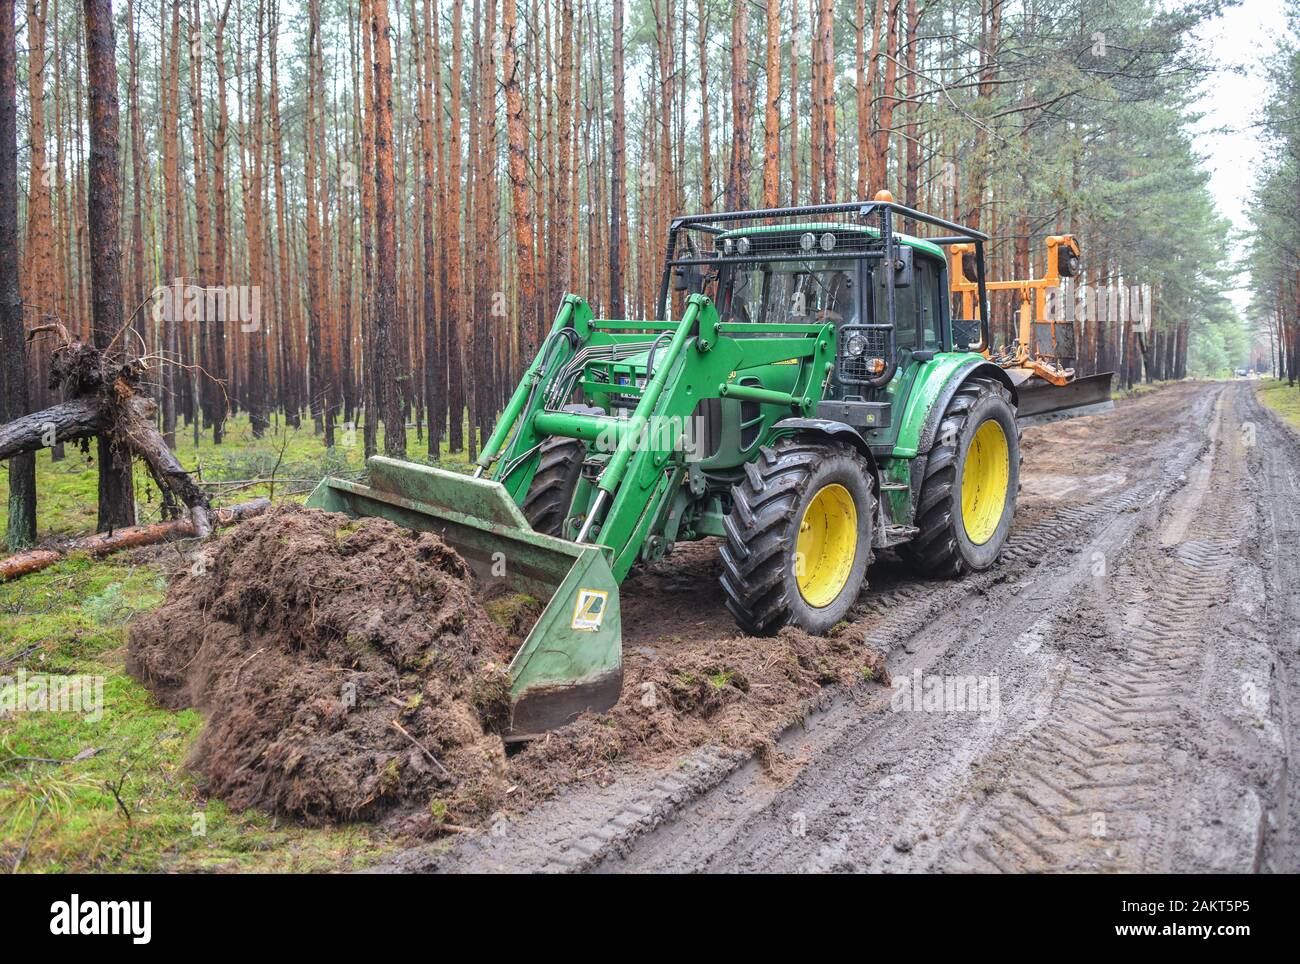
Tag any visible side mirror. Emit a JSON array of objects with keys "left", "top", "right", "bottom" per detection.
[
  {"left": 960, "top": 252, "right": 980, "bottom": 283},
  {"left": 672, "top": 264, "right": 703, "bottom": 292},
  {"left": 880, "top": 245, "right": 913, "bottom": 288},
  {"left": 1057, "top": 246, "right": 1082, "bottom": 278}
]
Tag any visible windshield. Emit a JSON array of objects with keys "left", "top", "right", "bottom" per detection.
[{"left": 720, "top": 260, "right": 859, "bottom": 326}]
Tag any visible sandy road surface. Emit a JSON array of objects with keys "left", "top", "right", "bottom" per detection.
[{"left": 379, "top": 381, "right": 1299, "bottom": 873}]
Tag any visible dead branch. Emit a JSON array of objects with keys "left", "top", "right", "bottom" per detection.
[{"left": 0, "top": 499, "right": 270, "bottom": 582}]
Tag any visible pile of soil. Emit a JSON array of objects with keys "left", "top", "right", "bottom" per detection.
[
  {"left": 128, "top": 505, "right": 893, "bottom": 834},
  {"left": 127, "top": 505, "right": 513, "bottom": 830}
]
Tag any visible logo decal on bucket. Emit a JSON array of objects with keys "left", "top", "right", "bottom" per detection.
[{"left": 571, "top": 588, "right": 608, "bottom": 631}]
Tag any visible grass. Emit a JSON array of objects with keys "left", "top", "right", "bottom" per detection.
[
  {"left": 1114, "top": 378, "right": 1179, "bottom": 400},
  {"left": 1257, "top": 378, "right": 1300, "bottom": 434},
  {"left": 0, "top": 412, "right": 483, "bottom": 872},
  {"left": 0, "top": 556, "right": 404, "bottom": 872}
]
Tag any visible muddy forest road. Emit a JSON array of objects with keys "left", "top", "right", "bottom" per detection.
[{"left": 387, "top": 380, "right": 1300, "bottom": 873}]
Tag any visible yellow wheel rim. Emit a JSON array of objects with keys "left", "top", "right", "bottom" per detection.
[
  {"left": 961, "top": 419, "right": 1010, "bottom": 546},
  {"left": 795, "top": 483, "right": 858, "bottom": 608}
]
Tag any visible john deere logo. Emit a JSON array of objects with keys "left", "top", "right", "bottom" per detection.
[{"left": 571, "top": 589, "right": 608, "bottom": 631}]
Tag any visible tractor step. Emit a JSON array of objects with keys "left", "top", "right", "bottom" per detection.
[{"left": 884, "top": 523, "right": 920, "bottom": 545}]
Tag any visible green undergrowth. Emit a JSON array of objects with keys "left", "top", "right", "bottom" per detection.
[
  {"left": 0, "top": 556, "right": 399, "bottom": 872},
  {"left": 1257, "top": 378, "right": 1300, "bottom": 435}
]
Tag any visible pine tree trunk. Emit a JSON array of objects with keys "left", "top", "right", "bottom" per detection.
[
  {"left": 371, "top": 0, "right": 405, "bottom": 457},
  {"left": 875, "top": 0, "right": 899, "bottom": 194},
  {"left": 726, "top": 0, "right": 750, "bottom": 211},
  {"left": 245, "top": 0, "right": 269, "bottom": 437},
  {"left": 503, "top": 0, "right": 538, "bottom": 361},
  {"left": 817, "top": 0, "right": 835, "bottom": 199},
  {"left": 609, "top": 0, "right": 626, "bottom": 315},
  {"left": 305, "top": 0, "right": 326, "bottom": 437},
  {"left": 865, "top": 0, "right": 885, "bottom": 192},
  {"left": 161, "top": 0, "right": 181, "bottom": 446},
  {"left": 1, "top": 0, "right": 35, "bottom": 548},
  {"left": 208, "top": 0, "right": 232, "bottom": 444},
  {"left": 903, "top": 0, "right": 919, "bottom": 209},
  {"left": 84, "top": 0, "right": 136, "bottom": 531},
  {"left": 444, "top": 0, "right": 465, "bottom": 452},
  {"left": 420, "top": 0, "right": 441, "bottom": 455},
  {"left": 268, "top": 0, "right": 299, "bottom": 429},
  {"left": 762, "top": 0, "right": 780, "bottom": 209},
  {"left": 855, "top": 0, "right": 868, "bottom": 197},
  {"left": 789, "top": 0, "right": 799, "bottom": 204}
]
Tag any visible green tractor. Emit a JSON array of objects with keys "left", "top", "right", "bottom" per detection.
[{"left": 309, "top": 196, "right": 1028, "bottom": 737}]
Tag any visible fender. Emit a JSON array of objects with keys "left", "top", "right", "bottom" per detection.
[
  {"left": 898, "top": 357, "right": 1017, "bottom": 457},
  {"left": 771, "top": 417, "right": 880, "bottom": 477}
]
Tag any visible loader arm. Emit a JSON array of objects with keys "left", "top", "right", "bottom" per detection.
[
  {"left": 480, "top": 292, "right": 835, "bottom": 581},
  {"left": 308, "top": 291, "right": 834, "bottom": 736}
]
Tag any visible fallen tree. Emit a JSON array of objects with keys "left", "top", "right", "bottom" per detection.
[
  {"left": 0, "top": 499, "right": 271, "bottom": 581},
  {"left": 1, "top": 327, "right": 216, "bottom": 539}
]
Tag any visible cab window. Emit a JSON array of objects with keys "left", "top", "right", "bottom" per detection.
[
  {"left": 917, "top": 257, "right": 944, "bottom": 350},
  {"left": 721, "top": 260, "right": 860, "bottom": 327},
  {"left": 873, "top": 267, "right": 919, "bottom": 351}
]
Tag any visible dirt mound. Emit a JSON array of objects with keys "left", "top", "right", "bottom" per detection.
[{"left": 127, "top": 504, "right": 513, "bottom": 828}]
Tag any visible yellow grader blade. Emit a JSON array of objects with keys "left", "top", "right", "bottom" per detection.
[{"left": 1012, "top": 370, "right": 1115, "bottom": 424}]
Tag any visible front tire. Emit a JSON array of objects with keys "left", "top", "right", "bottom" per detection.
[
  {"left": 904, "top": 378, "right": 1019, "bottom": 577},
  {"left": 522, "top": 404, "right": 602, "bottom": 537},
  {"left": 720, "top": 440, "right": 875, "bottom": 636}
]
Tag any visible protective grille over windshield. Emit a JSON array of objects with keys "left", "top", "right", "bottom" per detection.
[{"left": 722, "top": 261, "right": 860, "bottom": 326}]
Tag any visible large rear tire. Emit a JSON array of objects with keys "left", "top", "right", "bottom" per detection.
[
  {"left": 903, "top": 378, "right": 1019, "bottom": 577},
  {"left": 522, "top": 404, "right": 602, "bottom": 537},
  {"left": 720, "top": 440, "right": 875, "bottom": 636}
]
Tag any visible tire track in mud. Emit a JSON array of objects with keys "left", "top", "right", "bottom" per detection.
[
  {"left": 593, "top": 387, "right": 1227, "bottom": 874},
  {"left": 374, "top": 456, "right": 1194, "bottom": 876},
  {"left": 932, "top": 391, "right": 1252, "bottom": 872},
  {"left": 378, "top": 382, "right": 1278, "bottom": 874}
]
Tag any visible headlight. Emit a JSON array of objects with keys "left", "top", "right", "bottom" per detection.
[
  {"left": 844, "top": 332, "right": 869, "bottom": 356},
  {"left": 820, "top": 232, "right": 836, "bottom": 251},
  {"left": 736, "top": 237, "right": 751, "bottom": 255},
  {"left": 722, "top": 238, "right": 734, "bottom": 255},
  {"left": 800, "top": 232, "right": 816, "bottom": 251}
]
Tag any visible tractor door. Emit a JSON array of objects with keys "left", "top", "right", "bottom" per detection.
[{"left": 854, "top": 250, "right": 947, "bottom": 452}]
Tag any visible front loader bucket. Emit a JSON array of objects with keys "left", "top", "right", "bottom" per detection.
[
  {"left": 306, "top": 456, "right": 622, "bottom": 739},
  {"left": 1013, "top": 370, "right": 1115, "bottom": 425}
]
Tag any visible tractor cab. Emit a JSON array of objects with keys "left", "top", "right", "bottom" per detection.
[
  {"left": 663, "top": 202, "right": 994, "bottom": 457},
  {"left": 701, "top": 225, "right": 958, "bottom": 360}
]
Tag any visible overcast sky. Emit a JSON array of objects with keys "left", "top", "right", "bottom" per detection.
[{"left": 1192, "top": 0, "right": 1292, "bottom": 314}]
